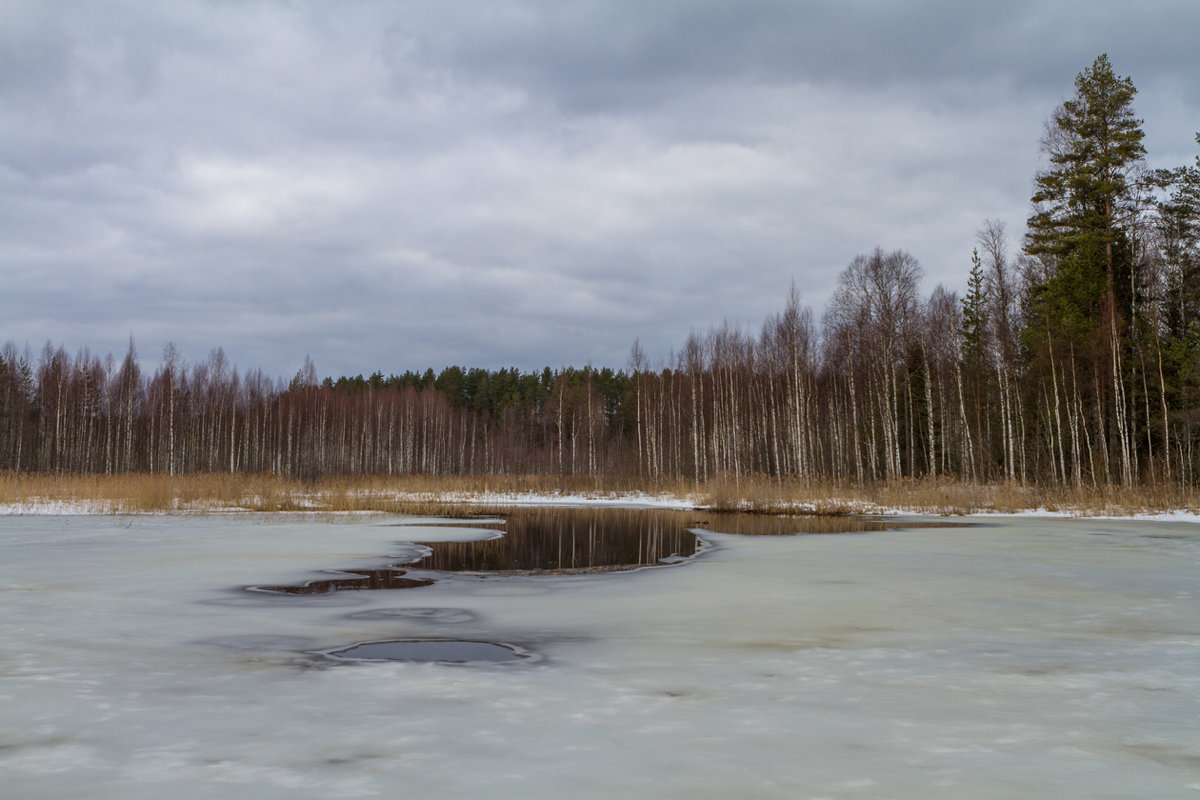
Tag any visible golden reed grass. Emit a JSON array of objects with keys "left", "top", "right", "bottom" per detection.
[
  {"left": 1, "top": 471, "right": 1195, "bottom": 517},
  {"left": 0, "top": 472, "right": 682, "bottom": 516},
  {"left": 700, "top": 473, "right": 1199, "bottom": 516}
]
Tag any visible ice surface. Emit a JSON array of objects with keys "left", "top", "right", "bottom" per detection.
[
  {"left": 1, "top": 513, "right": 1198, "bottom": 798},
  {"left": 322, "top": 639, "right": 535, "bottom": 664}
]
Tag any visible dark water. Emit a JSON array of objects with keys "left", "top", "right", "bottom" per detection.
[
  {"left": 247, "top": 507, "right": 965, "bottom": 595},
  {"left": 411, "top": 507, "right": 698, "bottom": 573},
  {"left": 324, "top": 639, "right": 531, "bottom": 664}
]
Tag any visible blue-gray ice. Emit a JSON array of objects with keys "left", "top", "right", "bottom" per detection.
[{"left": 1, "top": 514, "right": 1197, "bottom": 798}]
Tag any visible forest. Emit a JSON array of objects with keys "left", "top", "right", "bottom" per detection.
[{"left": 2, "top": 56, "right": 1199, "bottom": 490}]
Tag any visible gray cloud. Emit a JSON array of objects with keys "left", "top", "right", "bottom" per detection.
[{"left": 2, "top": 0, "right": 1198, "bottom": 378}]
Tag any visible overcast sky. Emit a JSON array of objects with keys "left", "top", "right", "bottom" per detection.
[{"left": 3, "top": 1, "right": 1198, "bottom": 379}]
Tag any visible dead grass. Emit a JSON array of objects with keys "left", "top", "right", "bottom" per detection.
[
  {"left": 0, "top": 472, "right": 313, "bottom": 514},
  {"left": 0, "top": 472, "right": 693, "bottom": 517},
  {"left": 693, "top": 473, "right": 1199, "bottom": 517},
  {"left": 0, "top": 471, "right": 1195, "bottom": 518}
]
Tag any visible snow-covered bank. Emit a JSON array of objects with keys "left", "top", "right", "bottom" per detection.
[
  {"left": 4, "top": 490, "right": 1200, "bottom": 522},
  {"left": 0, "top": 498, "right": 111, "bottom": 515},
  {"left": 0, "top": 490, "right": 697, "bottom": 516},
  {"left": 971, "top": 507, "right": 1200, "bottom": 524},
  {"left": 399, "top": 490, "right": 697, "bottom": 510}
]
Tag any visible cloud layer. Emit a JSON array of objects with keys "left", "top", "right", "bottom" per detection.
[{"left": 3, "top": 1, "right": 1198, "bottom": 377}]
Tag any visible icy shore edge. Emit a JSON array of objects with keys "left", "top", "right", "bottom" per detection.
[{"left": 3, "top": 491, "right": 1199, "bottom": 523}]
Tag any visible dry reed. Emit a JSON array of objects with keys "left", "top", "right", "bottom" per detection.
[
  {"left": 0, "top": 471, "right": 1195, "bottom": 517},
  {"left": 680, "top": 472, "right": 1197, "bottom": 517}
]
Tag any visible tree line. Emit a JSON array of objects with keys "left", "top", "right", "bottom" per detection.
[{"left": 2, "top": 55, "right": 1197, "bottom": 487}]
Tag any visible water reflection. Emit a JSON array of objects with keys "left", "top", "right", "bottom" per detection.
[
  {"left": 246, "top": 507, "right": 966, "bottom": 595},
  {"left": 418, "top": 507, "right": 697, "bottom": 573}
]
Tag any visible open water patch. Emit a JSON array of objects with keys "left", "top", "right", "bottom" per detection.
[
  {"left": 242, "top": 508, "right": 703, "bottom": 596},
  {"left": 416, "top": 507, "right": 700, "bottom": 573},
  {"left": 321, "top": 638, "right": 536, "bottom": 665},
  {"left": 237, "top": 508, "right": 964, "bottom": 598}
]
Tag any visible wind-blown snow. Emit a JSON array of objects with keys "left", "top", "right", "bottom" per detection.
[{"left": 1, "top": 514, "right": 1197, "bottom": 798}]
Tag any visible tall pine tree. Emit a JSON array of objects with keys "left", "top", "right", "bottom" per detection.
[{"left": 1024, "top": 54, "right": 1146, "bottom": 485}]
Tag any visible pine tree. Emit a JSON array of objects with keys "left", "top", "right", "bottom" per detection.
[
  {"left": 1024, "top": 54, "right": 1147, "bottom": 485},
  {"left": 1027, "top": 54, "right": 1146, "bottom": 268}
]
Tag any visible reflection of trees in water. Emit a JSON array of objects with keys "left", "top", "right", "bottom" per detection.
[
  {"left": 417, "top": 508, "right": 965, "bottom": 571},
  {"left": 247, "top": 508, "right": 966, "bottom": 594},
  {"left": 423, "top": 508, "right": 697, "bottom": 572}
]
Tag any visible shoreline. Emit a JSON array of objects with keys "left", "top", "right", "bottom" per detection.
[{"left": 4, "top": 486, "right": 1199, "bottom": 523}]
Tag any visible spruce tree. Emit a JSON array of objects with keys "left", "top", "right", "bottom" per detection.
[
  {"left": 961, "top": 249, "right": 990, "bottom": 475},
  {"left": 961, "top": 249, "right": 989, "bottom": 359}
]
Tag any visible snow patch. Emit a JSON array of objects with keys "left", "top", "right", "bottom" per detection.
[
  {"left": 431, "top": 490, "right": 697, "bottom": 510},
  {"left": 3, "top": 490, "right": 1198, "bottom": 522},
  {"left": 0, "top": 499, "right": 111, "bottom": 515},
  {"left": 970, "top": 508, "right": 1200, "bottom": 524}
]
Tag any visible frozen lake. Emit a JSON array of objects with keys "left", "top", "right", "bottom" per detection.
[{"left": 1, "top": 511, "right": 1197, "bottom": 798}]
